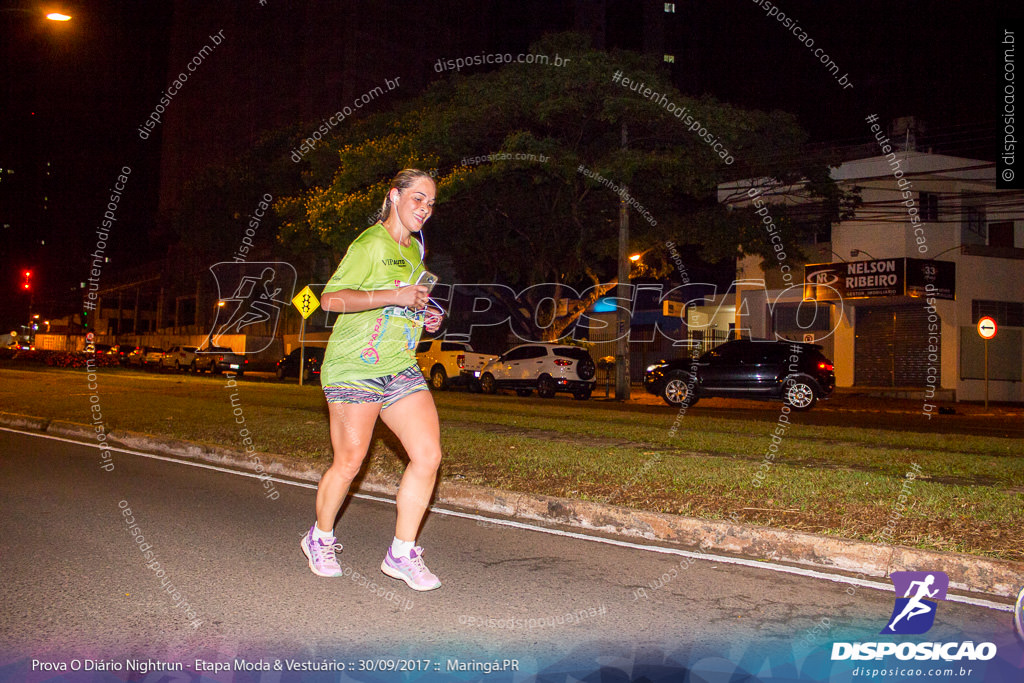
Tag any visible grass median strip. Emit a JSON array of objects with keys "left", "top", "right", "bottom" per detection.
[{"left": 1, "top": 365, "right": 1020, "bottom": 561}]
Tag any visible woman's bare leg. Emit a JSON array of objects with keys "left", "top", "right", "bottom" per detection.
[
  {"left": 315, "top": 401, "right": 382, "bottom": 533},
  {"left": 378, "top": 390, "right": 442, "bottom": 541}
]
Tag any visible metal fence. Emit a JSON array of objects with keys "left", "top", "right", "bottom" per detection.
[
  {"left": 589, "top": 329, "right": 733, "bottom": 389},
  {"left": 628, "top": 329, "right": 731, "bottom": 382}
]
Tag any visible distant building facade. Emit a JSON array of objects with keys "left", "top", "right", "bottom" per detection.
[{"left": 719, "top": 150, "right": 1024, "bottom": 403}]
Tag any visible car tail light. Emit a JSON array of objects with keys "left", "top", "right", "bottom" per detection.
[
  {"left": 457, "top": 353, "right": 465, "bottom": 368},
  {"left": 554, "top": 358, "right": 572, "bottom": 367},
  {"left": 244, "top": 359, "right": 248, "bottom": 365},
  {"left": 818, "top": 361, "right": 833, "bottom": 372}
]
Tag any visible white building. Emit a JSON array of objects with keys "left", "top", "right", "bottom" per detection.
[{"left": 718, "top": 150, "right": 1024, "bottom": 403}]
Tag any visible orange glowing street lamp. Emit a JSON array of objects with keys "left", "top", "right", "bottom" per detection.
[
  {"left": 0, "top": 7, "right": 71, "bottom": 21},
  {"left": 0, "top": 7, "right": 71, "bottom": 22}
]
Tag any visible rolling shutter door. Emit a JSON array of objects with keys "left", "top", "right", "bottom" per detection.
[{"left": 854, "top": 305, "right": 933, "bottom": 386}]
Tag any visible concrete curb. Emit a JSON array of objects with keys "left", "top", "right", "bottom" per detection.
[
  {"left": 3, "top": 411, "right": 1021, "bottom": 601},
  {"left": 0, "top": 412, "right": 50, "bottom": 432},
  {"left": 47, "top": 419, "right": 100, "bottom": 442}
]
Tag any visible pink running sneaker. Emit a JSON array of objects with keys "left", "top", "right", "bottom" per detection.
[
  {"left": 300, "top": 526, "right": 343, "bottom": 577},
  {"left": 380, "top": 546, "right": 441, "bottom": 591}
]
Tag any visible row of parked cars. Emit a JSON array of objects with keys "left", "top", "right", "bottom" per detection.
[
  {"left": 414, "top": 340, "right": 597, "bottom": 400},
  {"left": 133, "top": 336, "right": 834, "bottom": 411},
  {"left": 92, "top": 343, "right": 248, "bottom": 376},
  {"left": 271, "top": 341, "right": 598, "bottom": 399},
  {"left": 287, "top": 338, "right": 835, "bottom": 409},
  {"left": 415, "top": 338, "right": 836, "bottom": 410}
]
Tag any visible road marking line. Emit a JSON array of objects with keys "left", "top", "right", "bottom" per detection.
[{"left": 2, "top": 426, "right": 1013, "bottom": 613}]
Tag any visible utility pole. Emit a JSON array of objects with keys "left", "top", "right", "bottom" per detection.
[{"left": 616, "top": 122, "right": 631, "bottom": 400}]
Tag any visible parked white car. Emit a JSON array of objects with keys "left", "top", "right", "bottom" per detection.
[
  {"left": 159, "top": 345, "right": 197, "bottom": 372},
  {"left": 479, "top": 343, "right": 597, "bottom": 400},
  {"left": 415, "top": 340, "right": 497, "bottom": 390}
]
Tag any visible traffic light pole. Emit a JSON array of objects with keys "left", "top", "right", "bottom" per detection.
[{"left": 27, "top": 291, "right": 34, "bottom": 343}]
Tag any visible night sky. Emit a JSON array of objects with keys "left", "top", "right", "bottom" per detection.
[{"left": 1, "top": 0, "right": 1018, "bottom": 331}]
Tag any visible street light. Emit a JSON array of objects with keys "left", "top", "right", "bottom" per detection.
[
  {"left": 819, "top": 249, "right": 848, "bottom": 263},
  {"left": 628, "top": 250, "right": 656, "bottom": 279},
  {"left": 849, "top": 248, "right": 878, "bottom": 260},
  {"left": 0, "top": 7, "right": 72, "bottom": 21}
]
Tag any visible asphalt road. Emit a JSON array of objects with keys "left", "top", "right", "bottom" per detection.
[{"left": 1, "top": 429, "right": 1021, "bottom": 681}]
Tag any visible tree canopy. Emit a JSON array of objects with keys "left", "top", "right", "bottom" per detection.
[{"left": 276, "top": 32, "right": 853, "bottom": 338}]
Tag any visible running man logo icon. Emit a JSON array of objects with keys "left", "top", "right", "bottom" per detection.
[
  {"left": 881, "top": 571, "right": 949, "bottom": 635},
  {"left": 207, "top": 262, "right": 297, "bottom": 354}
]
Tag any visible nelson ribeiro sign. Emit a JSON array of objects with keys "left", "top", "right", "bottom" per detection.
[{"left": 803, "top": 258, "right": 955, "bottom": 301}]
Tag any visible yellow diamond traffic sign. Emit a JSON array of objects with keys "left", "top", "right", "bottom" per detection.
[{"left": 291, "top": 285, "right": 320, "bottom": 319}]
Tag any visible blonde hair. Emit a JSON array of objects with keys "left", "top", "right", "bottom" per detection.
[{"left": 379, "top": 168, "right": 435, "bottom": 223}]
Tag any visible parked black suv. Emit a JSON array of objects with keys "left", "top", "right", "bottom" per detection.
[{"left": 643, "top": 339, "right": 835, "bottom": 411}]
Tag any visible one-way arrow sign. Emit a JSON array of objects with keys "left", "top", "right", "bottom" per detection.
[{"left": 977, "top": 316, "right": 997, "bottom": 340}]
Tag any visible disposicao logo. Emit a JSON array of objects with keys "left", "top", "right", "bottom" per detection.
[
  {"left": 1015, "top": 586, "right": 1023, "bottom": 641},
  {"left": 831, "top": 570, "right": 997, "bottom": 663},
  {"left": 882, "top": 571, "right": 948, "bottom": 635}
]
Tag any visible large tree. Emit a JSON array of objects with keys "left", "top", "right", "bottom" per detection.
[{"left": 277, "top": 33, "right": 851, "bottom": 339}]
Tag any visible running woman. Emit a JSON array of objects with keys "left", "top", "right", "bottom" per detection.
[{"left": 301, "top": 169, "right": 444, "bottom": 591}]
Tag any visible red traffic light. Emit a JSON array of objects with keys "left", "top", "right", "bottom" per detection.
[{"left": 21, "top": 270, "right": 33, "bottom": 291}]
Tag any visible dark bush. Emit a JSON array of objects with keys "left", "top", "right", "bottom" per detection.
[{"left": 0, "top": 348, "right": 120, "bottom": 368}]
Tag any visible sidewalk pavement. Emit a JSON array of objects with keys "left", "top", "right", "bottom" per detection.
[{"left": 2, "top": 410, "right": 1020, "bottom": 602}]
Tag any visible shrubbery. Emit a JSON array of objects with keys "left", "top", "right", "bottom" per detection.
[{"left": 0, "top": 348, "right": 121, "bottom": 368}]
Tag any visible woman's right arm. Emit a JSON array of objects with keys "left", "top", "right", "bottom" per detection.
[{"left": 321, "top": 285, "right": 426, "bottom": 314}]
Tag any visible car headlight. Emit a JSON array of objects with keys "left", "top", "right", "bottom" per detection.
[{"left": 646, "top": 363, "right": 667, "bottom": 373}]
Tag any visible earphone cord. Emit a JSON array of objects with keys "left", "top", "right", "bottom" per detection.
[{"left": 394, "top": 225, "right": 446, "bottom": 319}]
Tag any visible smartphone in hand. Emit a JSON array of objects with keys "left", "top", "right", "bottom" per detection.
[{"left": 416, "top": 270, "right": 439, "bottom": 293}]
